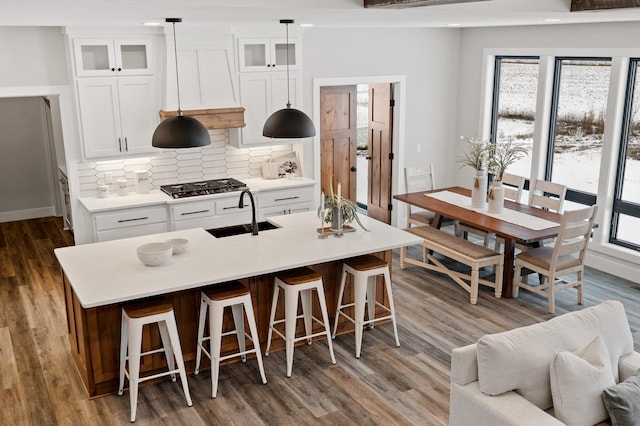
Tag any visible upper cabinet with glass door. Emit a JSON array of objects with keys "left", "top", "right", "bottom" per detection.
[
  {"left": 73, "top": 38, "right": 153, "bottom": 77},
  {"left": 238, "top": 37, "right": 300, "bottom": 72}
]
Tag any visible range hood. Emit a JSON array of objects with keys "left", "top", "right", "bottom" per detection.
[
  {"left": 161, "top": 25, "right": 243, "bottom": 129},
  {"left": 364, "top": 0, "right": 491, "bottom": 8},
  {"left": 159, "top": 107, "right": 245, "bottom": 130}
]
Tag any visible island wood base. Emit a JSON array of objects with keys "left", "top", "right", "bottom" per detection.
[{"left": 64, "top": 251, "right": 393, "bottom": 398}]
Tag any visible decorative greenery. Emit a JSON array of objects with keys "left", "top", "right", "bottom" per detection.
[
  {"left": 457, "top": 136, "right": 489, "bottom": 171},
  {"left": 318, "top": 178, "right": 368, "bottom": 231},
  {"left": 282, "top": 160, "right": 297, "bottom": 174},
  {"left": 488, "top": 138, "right": 529, "bottom": 181}
]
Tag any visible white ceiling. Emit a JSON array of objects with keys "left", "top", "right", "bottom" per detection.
[{"left": 2, "top": 0, "right": 640, "bottom": 28}]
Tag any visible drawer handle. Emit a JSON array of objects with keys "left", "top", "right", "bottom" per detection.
[
  {"left": 181, "top": 209, "right": 210, "bottom": 216},
  {"left": 274, "top": 196, "right": 300, "bottom": 202},
  {"left": 223, "top": 204, "right": 247, "bottom": 210},
  {"left": 117, "top": 216, "right": 149, "bottom": 223}
]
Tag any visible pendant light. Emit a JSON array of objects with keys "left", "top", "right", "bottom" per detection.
[
  {"left": 152, "top": 18, "right": 211, "bottom": 148},
  {"left": 262, "top": 19, "right": 316, "bottom": 139}
]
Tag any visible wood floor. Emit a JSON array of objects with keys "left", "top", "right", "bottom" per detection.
[{"left": 1, "top": 217, "right": 639, "bottom": 425}]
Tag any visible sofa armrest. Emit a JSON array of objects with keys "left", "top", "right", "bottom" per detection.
[
  {"left": 618, "top": 351, "right": 640, "bottom": 381},
  {"left": 451, "top": 343, "right": 478, "bottom": 386},
  {"left": 450, "top": 381, "right": 565, "bottom": 426}
]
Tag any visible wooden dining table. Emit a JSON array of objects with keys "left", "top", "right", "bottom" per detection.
[{"left": 394, "top": 186, "right": 563, "bottom": 298}]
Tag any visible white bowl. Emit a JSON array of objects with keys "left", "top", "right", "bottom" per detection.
[
  {"left": 137, "top": 242, "right": 172, "bottom": 266},
  {"left": 166, "top": 238, "right": 189, "bottom": 255}
]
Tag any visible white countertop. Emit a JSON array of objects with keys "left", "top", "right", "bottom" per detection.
[
  {"left": 79, "top": 177, "right": 316, "bottom": 213},
  {"left": 54, "top": 211, "right": 421, "bottom": 308}
]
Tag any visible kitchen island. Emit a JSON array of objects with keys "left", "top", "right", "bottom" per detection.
[{"left": 55, "top": 211, "right": 421, "bottom": 397}]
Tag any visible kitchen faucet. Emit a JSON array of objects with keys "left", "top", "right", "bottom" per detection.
[{"left": 239, "top": 189, "right": 258, "bottom": 235}]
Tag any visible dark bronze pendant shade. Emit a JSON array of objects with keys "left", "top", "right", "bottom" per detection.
[
  {"left": 152, "top": 115, "right": 211, "bottom": 148},
  {"left": 152, "top": 18, "right": 211, "bottom": 149},
  {"left": 262, "top": 19, "right": 316, "bottom": 139},
  {"left": 263, "top": 104, "right": 316, "bottom": 138}
]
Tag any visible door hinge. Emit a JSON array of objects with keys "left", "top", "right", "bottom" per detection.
[
  {"left": 388, "top": 204, "right": 393, "bottom": 211},
  {"left": 390, "top": 99, "right": 395, "bottom": 107},
  {"left": 389, "top": 152, "right": 394, "bottom": 160}
]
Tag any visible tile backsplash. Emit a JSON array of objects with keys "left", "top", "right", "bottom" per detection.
[{"left": 77, "top": 129, "right": 295, "bottom": 197}]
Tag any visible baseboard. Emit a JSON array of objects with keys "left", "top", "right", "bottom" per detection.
[
  {"left": 0, "top": 206, "right": 56, "bottom": 223},
  {"left": 586, "top": 245, "right": 640, "bottom": 283}
]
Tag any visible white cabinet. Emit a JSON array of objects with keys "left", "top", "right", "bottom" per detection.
[
  {"left": 77, "top": 76, "right": 159, "bottom": 158},
  {"left": 229, "top": 71, "right": 301, "bottom": 147},
  {"left": 169, "top": 195, "right": 252, "bottom": 231},
  {"left": 257, "top": 185, "right": 314, "bottom": 219},
  {"left": 238, "top": 37, "right": 300, "bottom": 72},
  {"left": 93, "top": 205, "right": 168, "bottom": 242},
  {"left": 73, "top": 38, "right": 153, "bottom": 77}
]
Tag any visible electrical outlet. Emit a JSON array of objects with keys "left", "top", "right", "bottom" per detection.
[
  {"left": 416, "top": 144, "right": 422, "bottom": 153},
  {"left": 104, "top": 172, "right": 113, "bottom": 184}
]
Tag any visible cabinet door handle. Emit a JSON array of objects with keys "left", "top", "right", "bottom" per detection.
[
  {"left": 275, "top": 196, "right": 300, "bottom": 202},
  {"left": 118, "top": 216, "right": 149, "bottom": 223},
  {"left": 181, "top": 209, "right": 210, "bottom": 216},
  {"left": 111, "top": 67, "right": 116, "bottom": 72},
  {"left": 117, "top": 67, "right": 122, "bottom": 72},
  {"left": 118, "top": 138, "right": 122, "bottom": 152},
  {"left": 124, "top": 137, "right": 128, "bottom": 151}
]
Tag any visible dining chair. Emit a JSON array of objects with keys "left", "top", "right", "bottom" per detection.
[
  {"left": 528, "top": 179, "right": 567, "bottom": 213},
  {"left": 512, "top": 204, "right": 598, "bottom": 313},
  {"left": 494, "top": 178, "right": 567, "bottom": 253},
  {"left": 459, "top": 172, "right": 526, "bottom": 248},
  {"left": 404, "top": 165, "right": 458, "bottom": 231}
]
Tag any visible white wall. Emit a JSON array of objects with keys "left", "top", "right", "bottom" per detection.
[
  {"left": 302, "top": 27, "right": 462, "bottom": 189},
  {"left": 0, "top": 97, "right": 56, "bottom": 221},
  {"left": 457, "top": 21, "right": 640, "bottom": 282},
  {"left": 0, "top": 27, "right": 68, "bottom": 87}
]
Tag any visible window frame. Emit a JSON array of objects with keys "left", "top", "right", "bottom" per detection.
[
  {"left": 610, "top": 58, "right": 640, "bottom": 251},
  {"left": 489, "top": 55, "right": 540, "bottom": 185},
  {"left": 545, "top": 56, "right": 612, "bottom": 206}
]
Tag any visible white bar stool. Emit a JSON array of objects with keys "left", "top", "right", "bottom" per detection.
[
  {"left": 194, "top": 281, "right": 267, "bottom": 398},
  {"left": 332, "top": 254, "right": 400, "bottom": 358},
  {"left": 265, "top": 267, "right": 336, "bottom": 377},
  {"left": 118, "top": 300, "right": 192, "bottom": 423}
]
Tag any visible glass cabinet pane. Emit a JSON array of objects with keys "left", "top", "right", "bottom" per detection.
[
  {"left": 244, "top": 44, "right": 267, "bottom": 67},
  {"left": 274, "top": 43, "right": 296, "bottom": 66},
  {"left": 81, "top": 45, "right": 110, "bottom": 71},
  {"left": 119, "top": 44, "right": 148, "bottom": 70}
]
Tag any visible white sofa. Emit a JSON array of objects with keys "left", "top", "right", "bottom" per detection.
[{"left": 449, "top": 301, "right": 640, "bottom": 426}]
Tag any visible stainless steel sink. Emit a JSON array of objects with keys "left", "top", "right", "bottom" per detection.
[{"left": 206, "top": 221, "right": 280, "bottom": 238}]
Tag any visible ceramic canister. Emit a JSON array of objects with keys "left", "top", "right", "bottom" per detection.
[
  {"left": 117, "top": 178, "right": 128, "bottom": 196},
  {"left": 135, "top": 169, "right": 150, "bottom": 194}
]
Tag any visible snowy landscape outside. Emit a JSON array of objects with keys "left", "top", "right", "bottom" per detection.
[{"left": 496, "top": 59, "right": 640, "bottom": 246}]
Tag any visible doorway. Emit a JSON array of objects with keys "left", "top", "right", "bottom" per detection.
[
  {"left": 318, "top": 81, "right": 396, "bottom": 224},
  {"left": 0, "top": 96, "right": 63, "bottom": 223}
]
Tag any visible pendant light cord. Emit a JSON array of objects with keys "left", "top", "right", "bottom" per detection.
[
  {"left": 172, "top": 21, "right": 183, "bottom": 116},
  {"left": 285, "top": 21, "right": 291, "bottom": 109}
]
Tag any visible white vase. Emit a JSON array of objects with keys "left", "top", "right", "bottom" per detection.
[
  {"left": 488, "top": 180, "right": 505, "bottom": 214},
  {"left": 471, "top": 169, "right": 488, "bottom": 209}
]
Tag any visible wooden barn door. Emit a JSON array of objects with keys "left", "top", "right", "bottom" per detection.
[
  {"left": 319, "top": 85, "right": 357, "bottom": 200},
  {"left": 367, "top": 83, "right": 393, "bottom": 224}
]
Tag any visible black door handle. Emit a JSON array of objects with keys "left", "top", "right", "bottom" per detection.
[{"left": 351, "top": 166, "right": 357, "bottom": 172}]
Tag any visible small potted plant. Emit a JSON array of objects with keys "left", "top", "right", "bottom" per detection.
[
  {"left": 487, "top": 138, "right": 528, "bottom": 213},
  {"left": 282, "top": 160, "right": 297, "bottom": 178},
  {"left": 318, "top": 178, "right": 368, "bottom": 231},
  {"left": 457, "top": 136, "right": 490, "bottom": 208}
]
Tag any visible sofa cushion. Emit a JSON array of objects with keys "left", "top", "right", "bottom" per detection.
[
  {"left": 602, "top": 368, "right": 640, "bottom": 426},
  {"left": 550, "top": 336, "right": 615, "bottom": 425},
  {"left": 477, "top": 301, "right": 633, "bottom": 409}
]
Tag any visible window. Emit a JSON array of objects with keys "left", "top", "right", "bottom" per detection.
[
  {"left": 490, "top": 56, "right": 539, "bottom": 178},
  {"left": 611, "top": 59, "right": 640, "bottom": 250},
  {"left": 546, "top": 58, "right": 612, "bottom": 205}
]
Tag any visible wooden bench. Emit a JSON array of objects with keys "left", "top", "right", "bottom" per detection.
[{"left": 400, "top": 226, "right": 504, "bottom": 304}]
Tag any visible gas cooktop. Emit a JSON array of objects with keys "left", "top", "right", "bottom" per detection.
[{"left": 160, "top": 178, "right": 247, "bottom": 199}]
